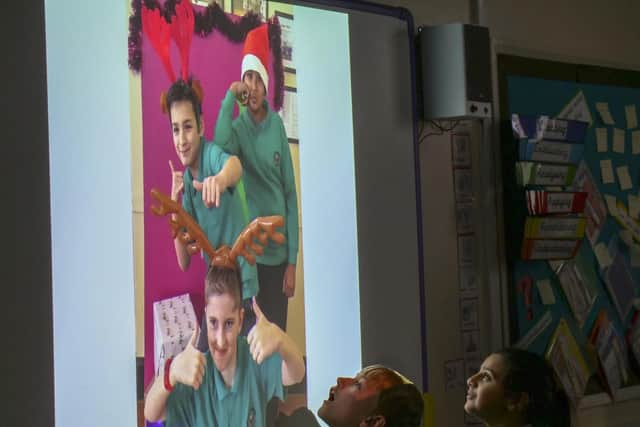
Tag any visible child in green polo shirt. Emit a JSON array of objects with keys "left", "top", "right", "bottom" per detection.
[
  {"left": 165, "top": 78, "right": 259, "bottom": 337},
  {"left": 214, "top": 24, "right": 299, "bottom": 334},
  {"left": 144, "top": 265, "right": 305, "bottom": 427}
]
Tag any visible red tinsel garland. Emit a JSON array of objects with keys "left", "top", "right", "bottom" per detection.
[{"left": 128, "top": 0, "right": 284, "bottom": 111}]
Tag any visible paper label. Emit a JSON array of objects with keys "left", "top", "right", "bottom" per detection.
[
  {"left": 526, "top": 217, "right": 586, "bottom": 239},
  {"left": 547, "top": 193, "right": 576, "bottom": 213},
  {"left": 534, "top": 164, "right": 572, "bottom": 186},
  {"left": 545, "top": 119, "right": 569, "bottom": 139},
  {"left": 530, "top": 140, "right": 573, "bottom": 162},
  {"left": 526, "top": 239, "right": 580, "bottom": 260}
]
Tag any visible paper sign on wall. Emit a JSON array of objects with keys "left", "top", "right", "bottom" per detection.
[
  {"left": 536, "top": 279, "right": 556, "bottom": 305},
  {"left": 444, "top": 359, "right": 465, "bottom": 391},
  {"left": 596, "top": 127, "right": 608, "bottom": 152},
  {"left": 524, "top": 217, "right": 586, "bottom": 239},
  {"left": 616, "top": 165, "right": 633, "bottom": 191},
  {"left": 521, "top": 239, "right": 581, "bottom": 260},
  {"left": 558, "top": 90, "right": 593, "bottom": 125},
  {"left": 633, "top": 130, "right": 640, "bottom": 154},
  {"left": 625, "top": 104, "right": 638, "bottom": 129},
  {"left": 596, "top": 102, "right": 615, "bottom": 125},
  {"left": 600, "top": 159, "right": 615, "bottom": 185}
]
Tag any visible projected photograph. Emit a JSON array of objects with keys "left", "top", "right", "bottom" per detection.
[{"left": 129, "top": 1, "right": 356, "bottom": 426}]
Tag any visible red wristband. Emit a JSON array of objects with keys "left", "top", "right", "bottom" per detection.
[{"left": 163, "top": 357, "right": 174, "bottom": 392}]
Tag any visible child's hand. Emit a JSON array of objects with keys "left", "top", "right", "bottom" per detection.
[
  {"left": 230, "top": 81, "right": 250, "bottom": 105},
  {"left": 169, "top": 160, "right": 184, "bottom": 202},
  {"left": 247, "top": 297, "right": 283, "bottom": 364},
  {"left": 193, "top": 174, "right": 227, "bottom": 208},
  {"left": 282, "top": 264, "right": 296, "bottom": 298},
  {"left": 170, "top": 325, "right": 206, "bottom": 389}
]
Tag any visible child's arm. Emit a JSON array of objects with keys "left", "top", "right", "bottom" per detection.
[
  {"left": 144, "top": 326, "right": 206, "bottom": 421},
  {"left": 214, "top": 82, "right": 247, "bottom": 155},
  {"left": 192, "top": 154, "right": 243, "bottom": 208},
  {"left": 173, "top": 236, "right": 191, "bottom": 271},
  {"left": 247, "top": 297, "right": 305, "bottom": 386},
  {"left": 278, "top": 121, "right": 299, "bottom": 298},
  {"left": 168, "top": 160, "right": 192, "bottom": 271}
]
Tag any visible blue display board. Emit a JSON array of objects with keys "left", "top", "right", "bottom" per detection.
[{"left": 504, "top": 75, "right": 640, "bottom": 371}]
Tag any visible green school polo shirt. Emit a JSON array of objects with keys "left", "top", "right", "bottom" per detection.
[
  {"left": 214, "top": 90, "right": 299, "bottom": 266},
  {"left": 182, "top": 139, "right": 259, "bottom": 299},
  {"left": 165, "top": 337, "right": 283, "bottom": 427}
]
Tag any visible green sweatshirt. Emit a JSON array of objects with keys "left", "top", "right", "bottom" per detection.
[{"left": 214, "top": 90, "right": 299, "bottom": 266}]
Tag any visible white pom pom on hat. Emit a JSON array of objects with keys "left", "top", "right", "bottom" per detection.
[{"left": 241, "top": 24, "right": 270, "bottom": 94}]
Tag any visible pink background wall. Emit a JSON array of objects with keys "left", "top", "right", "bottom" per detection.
[{"left": 141, "top": 14, "right": 276, "bottom": 385}]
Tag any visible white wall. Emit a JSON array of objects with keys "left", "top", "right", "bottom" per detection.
[
  {"left": 487, "top": 0, "right": 640, "bottom": 70},
  {"left": 45, "top": 0, "right": 137, "bottom": 425}
]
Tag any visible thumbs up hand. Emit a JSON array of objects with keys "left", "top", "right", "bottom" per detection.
[
  {"left": 247, "top": 297, "right": 283, "bottom": 364},
  {"left": 170, "top": 324, "right": 207, "bottom": 389},
  {"left": 169, "top": 160, "right": 184, "bottom": 202}
]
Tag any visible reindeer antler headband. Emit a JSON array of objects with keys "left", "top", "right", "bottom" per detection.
[
  {"left": 142, "top": 0, "right": 201, "bottom": 113},
  {"left": 150, "top": 189, "right": 285, "bottom": 269}
]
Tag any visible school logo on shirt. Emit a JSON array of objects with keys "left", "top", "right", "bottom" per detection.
[
  {"left": 247, "top": 407, "right": 256, "bottom": 427},
  {"left": 273, "top": 151, "right": 280, "bottom": 167}
]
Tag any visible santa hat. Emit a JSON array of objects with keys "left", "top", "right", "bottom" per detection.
[{"left": 241, "top": 24, "right": 270, "bottom": 93}]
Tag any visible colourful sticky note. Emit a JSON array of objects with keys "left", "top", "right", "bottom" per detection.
[
  {"left": 536, "top": 279, "right": 556, "bottom": 305},
  {"left": 626, "top": 105, "right": 638, "bottom": 129},
  {"left": 596, "top": 102, "right": 615, "bottom": 125},
  {"left": 629, "top": 195, "right": 640, "bottom": 219},
  {"left": 633, "top": 130, "right": 640, "bottom": 154},
  {"left": 617, "top": 165, "right": 633, "bottom": 191},
  {"left": 600, "top": 159, "right": 615, "bottom": 184},
  {"left": 596, "top": 127, "right": 608, "bottom": 152},
  {"left": 613, "top": 128, "right": 625, "bottom": 153},
  {"left": 594, "top": 242, "right": 612, "bottom": 269}
]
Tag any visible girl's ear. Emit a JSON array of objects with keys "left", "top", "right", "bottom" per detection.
[
  {"left": 507, "top": 392, "right": 530, "bottom": 413},
  {"left": 359, "top": 415, "right": 385, "bottom": 427},
  {"left": 198, "top": 116, "right": 205, "bottom": 136}
]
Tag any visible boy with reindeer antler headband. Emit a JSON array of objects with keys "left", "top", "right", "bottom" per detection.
[
  {"left": 142, "top": 0, "right": 259, "bottom": 335},
  {"left": 144, "top": 192, "right": 305, "bottom": 426}
]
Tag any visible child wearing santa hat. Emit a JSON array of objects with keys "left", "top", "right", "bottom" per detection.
[{"left": 214, "top": 24, "right": 299, "bottom": 337}]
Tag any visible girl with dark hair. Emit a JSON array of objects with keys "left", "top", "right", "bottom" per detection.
[{"left": 465, "top": 348, "right": 570, "bottom": 427}]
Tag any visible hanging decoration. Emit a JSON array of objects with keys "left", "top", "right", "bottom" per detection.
[{"left": 128, "top": 0, "right": 284, "bottom": 110}]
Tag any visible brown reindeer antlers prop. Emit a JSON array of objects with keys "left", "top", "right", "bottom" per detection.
[{"left": 150, "top": 188, "right": 285, "bottom": 270}]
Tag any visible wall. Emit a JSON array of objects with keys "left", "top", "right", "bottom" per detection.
[
  {"left": 487, "top": 0, "right": 640, "bottom": 71},
  {"left": 373, "top": 0, "right": 640, "bottom": 426}
]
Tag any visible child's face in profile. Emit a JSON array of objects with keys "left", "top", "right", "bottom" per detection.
[
  {"left": 317, "top": 368, "right": 383, "bottom": 426},
  {"left": 242, "top": 70, "right": 266, "bottom": 115},
  {"left": 464, "top": 353, "right": 511, "bottom": 423},
  {"left": 170, "top": 99, "right": 203, "bottom": 170},
  {"left": 205, "top": 293, "right": 243, "bottom": 375}
]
